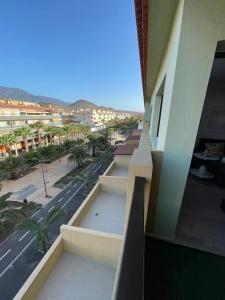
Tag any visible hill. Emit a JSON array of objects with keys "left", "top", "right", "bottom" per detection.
[
  {"left": 0, "top": 86, "right": 66, "bottom": 106},
  {"left": 69, "top": 99, "right": 97, "bottom": 109}
]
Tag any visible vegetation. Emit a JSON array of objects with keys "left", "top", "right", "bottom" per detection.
[
  {"left": 18, "top": 207, "right": 64, "bottom": 254},
  {"left": 30, "top": 121, "right": 44, "bottom": 145},
  {"left": 15, "top": 127, "right": 31, "bottom": 152},
  {"left": 77, "top": 171, "right": 96, "bottom": 191},
  {"left": 0, "top": 118, "right": 135, "bottom": 181},
  {"left": 68, "top": 144, "right": 89, "bottom": 167},
  {"left": 24, "top": 150, "right": 41, "bottom": 167},
  {"left": 0, "top": 195, "right": 26, "bottom": 233},
  {"left": 0, "top": 156, "right": 22, "bottom": 179},
  {"left": 86, "top": 135, "right": 102, "bottom": 157}
]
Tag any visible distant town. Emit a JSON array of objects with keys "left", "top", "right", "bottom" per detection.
[{"left": 0, "top": 86, "right": 142, "bottom": 133}]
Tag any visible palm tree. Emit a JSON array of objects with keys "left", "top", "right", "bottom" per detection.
[
  {"left": 45, "top": 126, "right": 55, "bottom": 144},
  {"left": 77, "top": 171, "right": 96, "bottom": 191},
  {"left": 0, "top": 134, "right": 19, "bottom": 156},
  {"left": 68, "top": 144, "right": 88, "bottom": 167},
  {"left": 82, "top": 125, "right": 91, "bottom": 140},
  {"left": 0, "top": 156, "right": 22, "bottom": 179},
  {"left": 53, "top": 127, "right": 65, "bottom": 145},
  {"left": 0, "top": 196, "right": 26, "bottom": 233},
  {"left": 87, "top": 135, "right": 102, "bottom": 157},
  {"left": 24, "top": 150, "right": 41, "bottom": 167},
  {"left": 18, "top": 207, "right": 64, "bottom": 254},
  {"left": 15, "top": 127, "right": 31, "bottom": 152},
  {"left": 38, "top": 145, "right": 57, "bottom": 162},
  {"left": 63, "top": 124, "right": 73, "bottom": 140},
  {"left": 0, "top": 136, "right": 5, "bottom": 157},
  {"left": 30, "top": 121, "right": 44, "bottom": 146}
]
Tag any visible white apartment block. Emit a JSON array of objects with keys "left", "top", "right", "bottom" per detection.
[{"left": 72, "top": 108, "right": 132, "bottom": 128}]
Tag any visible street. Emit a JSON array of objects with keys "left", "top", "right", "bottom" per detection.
[{"left": 0, "top": 151, "right": 113, "bottom": 300}]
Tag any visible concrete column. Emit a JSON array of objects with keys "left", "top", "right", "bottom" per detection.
[{"left": 152, "top": 0, "right": 225, "bottom": 239}]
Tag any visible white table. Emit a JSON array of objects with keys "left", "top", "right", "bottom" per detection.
[{"left": 190, "top": 152, "right": 220, "bottom": 179}]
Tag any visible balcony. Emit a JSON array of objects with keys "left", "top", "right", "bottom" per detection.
[
  {"left": 69, "top": 177, "right": 127, "bottom": 235},
  {"left": 36, "top": 252, "right": 116, "bottom": 300},
  {"left": 14, "top": 127, "right": 153, "bottom": 300},
  {"left": 103, "top": 160, "right": 129, "bottom": 178}
]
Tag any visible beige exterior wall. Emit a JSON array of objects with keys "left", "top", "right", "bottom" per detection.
[
  {"left": 114, "top": 155, "right": 131, "bottom": 166},
  {"left": 14, "top": 236, "right": 63, "bottom": 300},
  {"left": 147, "top": 0, "right": 225, "bottom": 239},
  {"left": 61, "top": 226, "right": 122, "bottom": 267}
]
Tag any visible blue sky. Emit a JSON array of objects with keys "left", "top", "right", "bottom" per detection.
[{"left": 0, "top": 0, "right": 144, "bottom": 111}]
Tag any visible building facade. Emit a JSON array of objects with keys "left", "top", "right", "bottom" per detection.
[
  {"left": 0, "top": 99, "right": 63, "bottom": 134},
  {"left": 72, "top": 107, "right": 132, "bottom": 128}
]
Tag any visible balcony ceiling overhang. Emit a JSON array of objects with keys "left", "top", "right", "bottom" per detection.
[{"left": 135, "top": 0, "right": 179, "bottom": 103}]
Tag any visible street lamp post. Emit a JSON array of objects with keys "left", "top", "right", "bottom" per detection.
[
  {"left": 40, "top": 159, "right": 49, "bottom": 198},
  {"left": 33, "top": 157, "right": 50, "bottom": 198}
]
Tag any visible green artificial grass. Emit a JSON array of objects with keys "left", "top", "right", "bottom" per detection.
[{"left": 145, "top": 237, "right": 225, "bottom": 300}]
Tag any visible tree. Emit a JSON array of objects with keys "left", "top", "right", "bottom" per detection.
[
  {"left": 0, "top": 134, "right": 19, "bottom": 156},
  {"left": 68, "top": 144, "right": 88, "bottom": 167},
  {"left": 77, "top": 171, "right": 96, "bottom": 191},
  {"left": 0, "top": 196, "right": 26, "bottom": 233},
  {"left": 30, "top": 121, "right": 44, "bottom": 146},
  {"left": 86, "top": 135, "right": 102, "bottom": 157},
  {"left": 53, "top": 127, "right": 65, "bottom": 145},
  {"left": 0, "top": 156, "right": 22, "bottom": 179},
  {"left": 18, "top": 207, "right": 64, "bottom": 254},
  {"left": 63, "top": 124, "right": 73, "bottom": 140},
  {"left": 24, "top": 150, "right": 41, "bottom": 167},
  {"left": 45, "top": 126, "right": 55, "bottom": 144},
  {"left": 38, "top": 145, "right": 57, "bottom": 161},
  {"left": 15, "top": 127, "right": 31, "bottom": 152}
]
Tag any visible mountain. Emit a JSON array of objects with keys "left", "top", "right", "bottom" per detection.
[
  {"left": 69, "top": 99, "right": 138, "bottom": 114},
  {"left": 69, "top": 99, "right": 97, "bottom": 109},
  {"left": 0, "top": 86, "right": 66, "bottom": 106}
]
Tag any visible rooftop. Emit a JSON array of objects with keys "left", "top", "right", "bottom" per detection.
[
  {"left": 126, "top": 135, "right": 141, "bottom": 141},
  {"left": 114, "top": 144, "right": 138, "bottom": 155}
]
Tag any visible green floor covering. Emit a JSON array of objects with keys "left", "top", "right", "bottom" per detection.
[{"left": 145, "top": 237, "right": 225, "bottom": 300}]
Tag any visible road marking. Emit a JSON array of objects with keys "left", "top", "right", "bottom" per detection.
[
  {"left": 66, "top": 190, "right": 71, "bottom": 195},
  {"left": 37, "top": 217, "right": 43, "bottom": 223},
  {"left": 48, "top": 206, "right": 55, "bottom": 213},
  {"left": 62, "top": 183, "right": 85, "bottom": 208},
  {"left": 93, "top": 164, "right": 103, "bottom": 172},
  {"left": 58, "top": 197, "right": 64, "bottom": 203},
  {"left": 31, "top": 209, "right": 41, "bottom": 218},
  {"left": 18, "top": 231, "right": 30, "bottom": 242},
  {"left": 0, "top": 249, "right": 11, "bottom": 262},
  {"left": 0, "top": 231, "right": 17, "bottom": 248},
  {"left": 0, "top": 238, "right": 35, "bottom": 278}
]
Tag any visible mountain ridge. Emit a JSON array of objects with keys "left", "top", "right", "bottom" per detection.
[
  {"left": 0, "top": 86, "right": 67, "bottom": 106},
  {"left": 0, "top": 86, "right": 141, "bottom": 113}
]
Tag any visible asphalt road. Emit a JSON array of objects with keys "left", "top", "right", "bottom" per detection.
[{"left": 0, "top": 150, "right": 114, "bottom": 300}]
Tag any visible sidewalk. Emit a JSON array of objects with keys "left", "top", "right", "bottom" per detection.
[{"left": 0, "top": 155, "right": 75, "bottom": 206}]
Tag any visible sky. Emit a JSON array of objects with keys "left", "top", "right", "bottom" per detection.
[{"left": 0, "top": 0, "right": 144, "bottom": 111}]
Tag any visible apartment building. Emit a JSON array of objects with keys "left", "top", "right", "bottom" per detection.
[
  {"left": 72, "top": 108, "right": 132, "bottom": 128},
  {"left": 0, "top": 99, "right": 62, "bottom": 134},
  {"left": 14, "top": 0, "right": 225, "bottom": 299}
]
